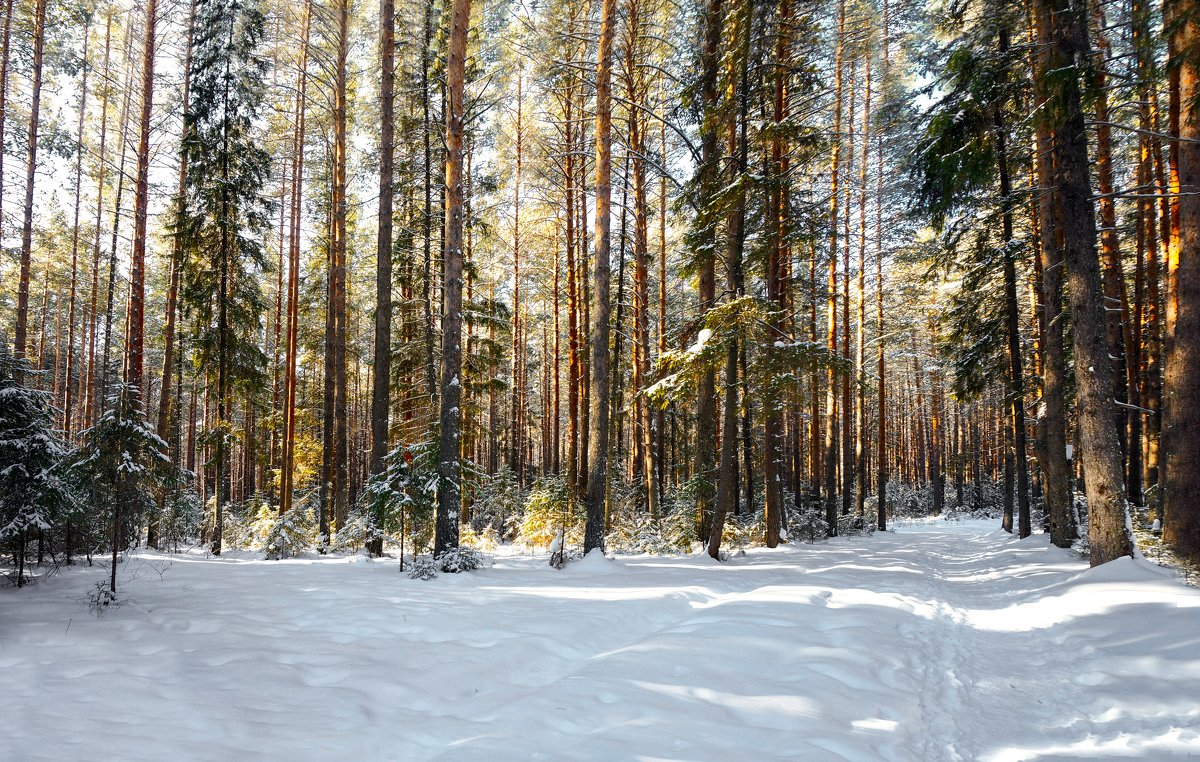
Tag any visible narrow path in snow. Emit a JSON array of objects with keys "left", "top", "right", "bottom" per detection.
[
  {"left": 3, "top": 520, "right": 1200, "bottom": 761},
  {"left": 873, "top": 522, "right": 1194, "bottom": 761},
  {"left": 903, "top": 533, "right": 974, "bottom": 762},
  {"left": 884, "top": 524, "right": 1079, "bottom": 761}
]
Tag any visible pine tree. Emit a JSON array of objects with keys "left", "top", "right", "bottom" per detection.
[
  {"left": 688, "top": 0, "right": 725, "bottom": 543},
  {"left": 435, "top": 0, "right": 472, "bottom": 556},
  {"left": 584, "top": 0, "right": 617, "bottom": 554},
  {"left": 368, "top": 0, "right": 397, "bottom": 557},
  {"left": 125, "top": 0, "right": 161, "bottom": 396},
  {"left": 0, "top": 0, "right": 13, "bottom": 245},
  {"left": 1161, "top": 0, "right": 1199, "bottom": 564},
  {"left": 279, "top": 0, "right": 313, "bottom": 519},
  {"left": 14, "top": 0, "right": 50, "bottom": 378},
  {"left": 1033, "top": 0, "right": 1133, "bottom": 565}
]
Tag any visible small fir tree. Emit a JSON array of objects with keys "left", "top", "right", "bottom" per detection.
[
  {"left": 362, "top": 440, "right": 439, "bottom": 567},
  {"left": 0, "top": 344, "right": 73, "bottom": 586},
  {"left": 74, "top": 385, "right": 170, "bottom": 599}
]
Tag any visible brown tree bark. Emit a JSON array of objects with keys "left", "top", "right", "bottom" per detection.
[
  {"left": 929, "top": 348, "right": 944, "bottom": 515},
  {"left": 510, "top": 67, "right": 524, "bottom": 482},
  {"left": 657, "top": 104, "right": 668, "bottom": 506},
  {"left": 14, "top": 0, "right": 49, "bottom": 377},
  {"left": 1029, "top": 0, "right": 1075, "bottom": 547},
  {"left": 623, "top": 1, "right": 658, "bottom": 519},
  {"left": 579, "top": 117, "right": 590, "bottom": 492},
  {"left": 1161, "top": 0, "right": 1199, "bottom": 562},
  {"left": 855, "top": 26, "right": 871, "bottom": 519},
  {"left": 280, "top": 0, "right": 311, "bottom": 517},
  {"left": 155, "top": 0, "right": 196, "bottom": 472},
  {"left": 327, "top": 0, "right": 351, "bottom": 536},
  {"left": 367, "top": 0, "right": 396, "bottom": 555},
  {"left": 434, "top": 0, "right": 472, "bottom": 556},
  {"left": 693, "top": 0, "right": 723, "bottom": 541},
  {"left": 421, "top": 0, "right": 438, "bottom": 405},
  {"left": 824, "top": 0, "right": 848, "bottom": 533},
  {"left": 584, "top": 0, "right": 617, "bottom": 554},
  {"left": 565, "top": 87, "right": 580, "bottom": 496},
  {"left": 876, "top": 0, "right": 889, "bottom": 531},
  {"left": 1035, "top": 0, "right": 1133, "bottom": 564},
  {"left": 553, "top": 227, "right": 562, "bottom": 475},
  {"left": 610, "top": 172, "right": 628, "bottom": 487},
  {"left": 268, "top": 15, "right": 286, "bottom": 503},
  {"left": 1133, "top": 0, "right": 1163, "bottom": 502},
  {"left": 710, "top": 0, "right": 749, "bottom": 558},
  {"left": 841, "top": 56, "right": 857, "bottom": 518},
  {"left": 763, "top": 0, "right": 790, "bottom": 547},
  {"left": 0, "top": 0, "right": 13, "bottom": 246},
  {"left": 995, "top": 28, "right": 1031, "bottom": 537},
  {"left": 125, "top": 0, "right": 159, "bottom": 396},
  {"left": 83, "top": 13, "right": 116, "bottom": 432},
  {"left": 64, "top": 19, "right": 93, "bottom": 439},
  {"left": 1090, "top": 1, "right": 1130, "bottom": 489}
]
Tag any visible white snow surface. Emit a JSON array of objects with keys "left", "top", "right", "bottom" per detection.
[{"left": 4, "top": 520, "right": 1200, "bottom": 761}]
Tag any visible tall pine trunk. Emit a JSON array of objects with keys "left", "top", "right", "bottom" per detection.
[
  {"left": 83, "top": 14, "right": 115, "bottom": 432},
  {"left": 327, "top": 0, "right": 351, "bottom": 536},
  {"left": 876, "top": 0, "right": 890, "bottom": 531},
  {"left": 763, "top": 0, "right": 790, "bottom": 547},
  {"left": 435, "top": 0, "right": 472, "bottom": 556},
  {"left": 0, "top": 0, "right": 13, "bottom": 247},
  {"left": 15, "top": 0, "right": 48, "bottom": 377},
  {"left": 1029, "top": 0, "right": 1074, "bottom": 547},
  {"left": 854, "top": 27, "right": 872, "bottom": 519},
  {"left": 995, "top": 28, "right": 1031, "bottom": 537},
  {"left": 281, "top": 0, "right": 311, "bottom": 517},
  {"left": 511, "top": 69, "right": 524, "bottom": 481},
  {"left": 693, "top": 0, "right": 723, "bottom": 541},
  {"left": 1090, "top": 1, "right": 1130, "bottom": 494},
  {"left": 584, "top": 0, "right": 617, "bottom": 553},
  {"left": 125, "top": 0, "right": 159, "bottom": 397},
  {"left": 824, "top": 0, "right": 848, "bottom": 534},
  {"left": 151, "top": 1, "right": 196, "bottom": 547},
  {"left": 369, "top": 0, "right": 396, "bottom": 555},
  {"left": 64, "top": 20, "right": 92, "bottom": 439},
  {"left": 565, "top": 87, "right": 580, "bottom": 496},
  {"left": 1035, "top": 0, "right": 1133, "bottom": 564},
  {"left": 1133, "top": 0, "right": 1163, "bottom": 504},
  {"left": 1161, "top": 0, "right": 1199, "bottom": 563},
  {"left": 421, "top": 0, "right": 438, "bottom": 404},
  {"left": 710, "top": 0, "right": 747, "bottom": 558},
  {"left": 626, "top": 30, "right": 657, "bottom": 520}
]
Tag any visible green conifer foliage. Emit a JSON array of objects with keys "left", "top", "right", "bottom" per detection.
[
  {"left": 176, "top": 0, "right": 273, "bottom": 554},
  {"left": 0, "top": 344, "right": 73, "bottom": 586}
]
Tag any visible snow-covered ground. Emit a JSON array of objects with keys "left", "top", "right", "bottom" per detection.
[{"left": 4, "top": 520, "right": 1199, "bottom": 761}]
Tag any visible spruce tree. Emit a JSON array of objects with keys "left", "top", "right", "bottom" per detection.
[
  {"left": 75, "top": 385, "right": 169, "bottom": 599},
  {"left": 911, "top": 0, "right": 1032, "bottom": 537},
  {"left": 0, "top": 343, "right": 73, "bottom": 586},
  {"left": 176, "top": 0, "right": 273, "bottom": 555}
]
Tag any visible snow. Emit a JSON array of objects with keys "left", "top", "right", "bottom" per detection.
[
  {"left": 4, "top": 521, "right": 1200, "bottom": 760},
  {"left": 642, "top": 374, "right": 676, "bottom": 400},
  {"left": 688, "top": 327, "right": 713, "bottom": 355}
]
